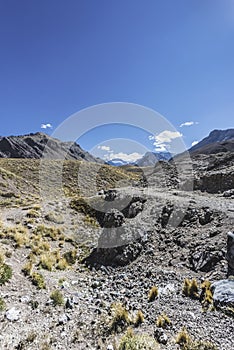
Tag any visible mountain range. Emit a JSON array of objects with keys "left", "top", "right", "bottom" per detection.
[{"left": 0, "top": 129, "right": 233, "bottom": 165}]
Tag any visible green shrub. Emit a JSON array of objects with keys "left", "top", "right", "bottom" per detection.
[
  {"left": 0, "top": 297, "right": 6, "bottom": 311},
  {"left": 31, "top": 272, "right": 46, "bottom": 289},
  {"left": 50, "top": 290, "right": 64, "bottom": 306},
  {"left": 0, "top": 263, "right": 12, "bottom": 285}
]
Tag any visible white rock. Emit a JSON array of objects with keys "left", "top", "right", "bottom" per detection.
[
  {"left": 107, "top": 345, "right": 114, "bottom": 350},
  {"left": 58, "top": 313, "right": 69, "bottom": 324},
  {"left": 61, "top": 281, "right": 70, "bottom": 288},
  {"left": 20, "top": 295, "right": 30, "bottom": 303},
  {"left": 5, "top": 307, "right": 20, "bottom": 321}
]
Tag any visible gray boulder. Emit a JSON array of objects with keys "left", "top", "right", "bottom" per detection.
[{"left": 212, "top": 279, "right": 234, "bottom": 308}]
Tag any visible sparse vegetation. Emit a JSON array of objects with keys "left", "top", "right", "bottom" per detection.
[
  {"left": 45, "top": 212, "right": 64, "bottom": 224},
  {"left": 26, "top": 209, "right": 40, "bottom": 218},
  {"left": 200, "top": 280, "right": 213, "bottom": 310},
  {"left": 177, "top": 331, "right": 217, "bottom": 350},
  {"left": 182, "top": 340, "right": 218, "bottom": 350},
  {"left": 148, "top": 286, "right": 158, "bottom": 302},
  {"left": 83, "top": 214, "right": 99, "bottom": 227},
  {"left": 31, "top": 272, "right": 46, "bottom": 289},
  {"left": 156, "top": 313, "right": 171, "bottom": 328},
  {"left": 110, "top": 302, "right": 131, "bottom": 332},
  {"left": 118, "top": 328, "right": 160, "bottom": 350},
  {"left": 39, "top": 252, "right": 58, "bottom": 271},
  {"left": 50, "top": 289, "right": 64, "bottom": 306},
  {"left": 0, "top": 297, "right": 6, "bottom": 311},
  {"left": 56, "top": 257, "right": 68, "bottom": 270},
  {"left": 183, "top": 278, "right": 199, "bottom": 299},
  {"left": 13, "top": 229, "right": 29, "bottom": 247},
  {"left": 134, "top": 310, "right": 144, "bottom": 327},
  {"left": 22, "top": 261, "right": 33, "bottom": 276},
  {"left": 0, "top": 263, "right": 12, "bottom": 285},
  {"left": 63, "top": 249, "right": 77, "bottom": 265},
  {"left": 176, "top": 327, "right": 191, "bottom": 346}
]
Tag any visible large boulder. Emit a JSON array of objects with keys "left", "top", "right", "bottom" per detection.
[
  {"left": 190, "top": 249, "right": 224, "bottom": 272},
  {"left": 102, "top": 209, "right": 125, "bottom": 228},
  {"left": 212, "top": 279, "right": 234, "bottom": 308}
]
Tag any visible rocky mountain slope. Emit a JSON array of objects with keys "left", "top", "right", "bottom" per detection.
[
  {"left": 189, "top": 129, "right": 234, "bottom": 154},
  {"left": 136, "top": 151, "right": 172, "bottom": 167},
  {"left": 0, "top": 129, "right": 234, "bottom": 349},
  {"left": 0, "top": 132, "right": 103, "bottom": 162}
]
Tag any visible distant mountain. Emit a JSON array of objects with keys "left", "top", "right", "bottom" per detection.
[
  {"left": 106, "top": 151, "right": 171, "bottom": 167},
  {"left": 0, "top": 132, "right": 103, "bottom": 162},
  {"left": 189, "top": 129, "right": 234, "bottom": 154},
  {"left": 107, "top": 158, "right": 131, "bottom": 166},
  {"left": 136, "top": 151, "right": 172, "bottom": 167}
]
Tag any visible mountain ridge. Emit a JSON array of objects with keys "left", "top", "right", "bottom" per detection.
[{"left": 0, "top": 132, "right": 103, "bottom": 163}]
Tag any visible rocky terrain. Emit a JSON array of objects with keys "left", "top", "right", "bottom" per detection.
[
  {"left": 0, "top": 129, "right": 233, "bottom": 350},
  {"left": 0, "top": 133, "right": 103, "bottom": 163}
]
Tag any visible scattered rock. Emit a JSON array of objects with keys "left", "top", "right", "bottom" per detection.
[
  {"left": 5, "top": 307, "right": 20, "bottom": 321},
  {"left": 154, "top": 328, "right": 168, "bottom": 344},
  {"left": 58, "top": 313, "right": 69, "bottom": 325},
  {"left": 223, "top": 189, "right": 234, "bottom": 197}
]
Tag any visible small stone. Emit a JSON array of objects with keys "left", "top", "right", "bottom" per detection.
[
  {"left": 61, "top": 281, "right": 70, "bottom": 288},
  {"left": 107, "top": 345, "right": 114, "bottom": 350},
  {"left": 5, "top": 307, "right": 20, "bottom": 321},
  {"left": 65, "top": 298, "right": 73, "bottom": 309},
  {"left": 20, "top": 295, "right": 30, "bottom": 303},
  {"left": 154, "top": 328, "right": 168, "bottom": 345},
  {"left": 58, "top": 313, "right": 69, "bottom": 325}
]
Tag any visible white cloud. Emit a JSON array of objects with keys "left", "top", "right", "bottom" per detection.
[
  {"left": 191, "top": 140, "right": 199, "bottom": 147},
  {"left": 41, "top": 123, "right": 53, "bottom": 129},
  {"left": 98, "top": 145, "right": 111, "bottom": 151},
  {"left": 180, "top": 121, "right": 198, "bottom": 127},
  {"left": 149, "top": 130, "right": 182, "bottom": 152},
  {"left": 104, "top": 152, "right": 142, "bottom": 163}
]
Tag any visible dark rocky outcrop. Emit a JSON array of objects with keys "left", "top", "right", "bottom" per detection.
[
  {"left": 227, "top": 231, "right": 234, "bottom": 277},
  {"left": 0, "top": 132, "right": 103, "bottom": 162}
]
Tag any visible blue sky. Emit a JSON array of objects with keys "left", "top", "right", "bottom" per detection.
[{"left": 0, "top": 0, "right": 234, "bottom": 161}]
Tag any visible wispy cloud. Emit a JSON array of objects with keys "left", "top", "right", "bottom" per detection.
[
  {"left": 149, "top": 130, "right": 182, "bottom": 152},
  {"left": 98, "top": 145, "right": 111, "bottom": 151},
  {"left": 191, "top": 140, "right": 199, "bottom": 147},
  {"left": 104, "top": 152, "right": 142, "bottom": 163},
  {"left": 41, "top": 123, "right": 53, "bottom": 129},
  {"left": 97, "top": 144, "right": 142, "bottom": 163},
  {"left": 180, "top": 121, "right": 198, "bottom": 127}
]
